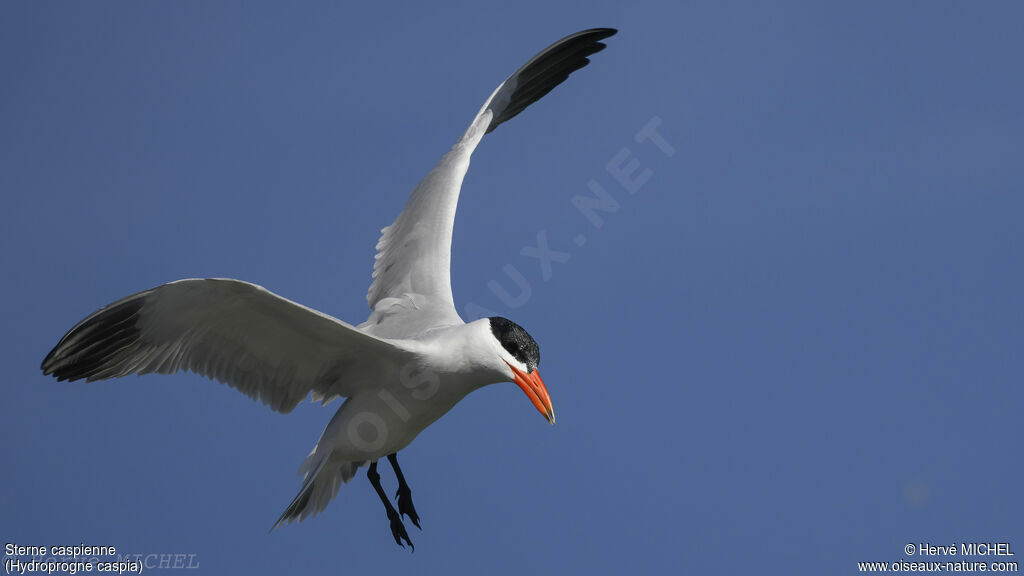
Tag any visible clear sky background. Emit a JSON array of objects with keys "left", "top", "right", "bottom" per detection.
[{"left": 2, "top": 2, "right": 1022, "bottom": 574}]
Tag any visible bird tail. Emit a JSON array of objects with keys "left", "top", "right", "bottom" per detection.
[{"left": 269, "top": 450, "right": 365, "bottom": 532}]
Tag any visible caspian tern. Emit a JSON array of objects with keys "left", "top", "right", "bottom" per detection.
[{"left": 41, "top": 28, "right": 616, "bottom": 548}]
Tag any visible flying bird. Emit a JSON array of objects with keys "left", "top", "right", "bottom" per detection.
[{"left": 41, "top": 27, "right": 617, "bottom": 549}]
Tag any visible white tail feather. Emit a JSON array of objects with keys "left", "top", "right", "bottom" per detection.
[{"left": 270, "top": 452, "right": 365, "bottom": 532}]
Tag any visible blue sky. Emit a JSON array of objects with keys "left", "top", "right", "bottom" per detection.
[{"left": 2, "top": 1, "right": 1022, "bottom": 573}]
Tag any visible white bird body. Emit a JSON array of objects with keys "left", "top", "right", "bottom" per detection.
[
  {"left": 42, "top": 28, "right": 616, "bottom": 540},
  {"left": 314, "top": 320, "right": 506, "bottom": 463}
]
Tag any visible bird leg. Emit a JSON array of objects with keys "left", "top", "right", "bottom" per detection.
[
  {"left": 367, "top": 462, "right": 413, "bottom": 550},
  {"left": 387, "top": 453, "right": 421, "bottom": 529}
]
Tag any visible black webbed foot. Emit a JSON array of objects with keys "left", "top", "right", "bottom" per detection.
[
  {"left": 368, "top": 461, "right": 414, "bottom": 551},
  {"left": 396, "top": 484, "right": 421, "bottom": 530},
  {"left": 388, "top": 453, "right": 422, "bottom": 530},
  {"left": 387, "top": 507, "right": 414, "bottom": 550}
]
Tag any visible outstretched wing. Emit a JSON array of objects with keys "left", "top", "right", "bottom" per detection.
[
  {"left": 42, "top": 278, "right": 411, "bottom": 413},
  {"left": 363, "top": 28, "right": 617, "bottom": 339}
]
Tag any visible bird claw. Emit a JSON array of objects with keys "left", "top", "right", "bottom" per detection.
[
  {"left": 387, "top": 509, "right": 414, "bottom": 551},
  {"left": 395, "top": 486, "right": 421, "bottom": 530}
]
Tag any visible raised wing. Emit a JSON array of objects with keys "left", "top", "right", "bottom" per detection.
[
  {"left": 42, "top": 279, "right": 411, "bottom": 413},
  {"left": 363, "top": 28, "right": 617, "bottom": 339}
]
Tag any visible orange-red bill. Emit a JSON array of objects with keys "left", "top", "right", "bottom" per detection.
[{"left": 506, "top": 361, "right": 555, "bottom": 425}]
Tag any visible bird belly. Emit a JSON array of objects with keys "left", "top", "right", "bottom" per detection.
[{"left": 316, "top": 376, "right": 473, "bottom": 462}]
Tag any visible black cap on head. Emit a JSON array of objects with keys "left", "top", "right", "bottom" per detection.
[{"left": 488, "top": 317, "right": 540, "bottom": 373}]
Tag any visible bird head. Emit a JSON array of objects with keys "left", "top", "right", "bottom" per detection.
[{"left": 488, "top": 316, "right": 554, "bottom": 425}]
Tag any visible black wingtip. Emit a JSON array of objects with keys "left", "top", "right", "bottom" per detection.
[
  {"left": 40, "top": 296, "right": 145, "bottom": 383},
  {"left": 582, "top": 27, "right": 618, "bottom": 39},
  {"left": 485, "top": 28, "right": 619, "bottom": 133}
]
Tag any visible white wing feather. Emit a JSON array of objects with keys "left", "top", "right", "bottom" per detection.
[
  {"left": 362, "top": 28, "right": 617, "bottom": 339},
  {"left": 42, "top": 278, "right": 411, "bottom": 412}
]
